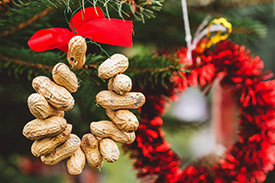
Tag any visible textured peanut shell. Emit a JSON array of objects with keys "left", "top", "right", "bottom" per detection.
[
  {"left": 41, "top": 134, "right": 81, "bottom": 165},
  {"left": 81, "top": 133, "right": 103, "bottom": 169},
  {"left": 23, "top": 116, "right": 67, "bottom": 140},
  {"left": 28, "top": 93, "right": 64, "bottom": 119},
  {"left": 90, "top": 121, "right": 135, "bottom": 144},
  {"left": 31, "top": 124, "right": 72, "bottom": 157},
  {"left": 67, "top": 36, "right": 87, "bottom": 69},
  {"left": 99, "top": 138, "right": 120, "bottom": 163},
  {"left": 67, "top": 147, "right": 86, "bottom": 175},
  {"left": 32, "top": 76, "right": 74, "bottom": 111},
  {"left": 52, "top": 63, "right": 79, "bottom": 93},
  {"left": 96, "top": 90, "right": 145, "bottom": 110},
  {"left": 106, "top": 109, "right": 139, "bottom": 133},
  {"left": 108, "top": 74, "right": 132, "bottom": 95},
  {"left": 98, "top": 54, "right": 128, "bottom": 79}
]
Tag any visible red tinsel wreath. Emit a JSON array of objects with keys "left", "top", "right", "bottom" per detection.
[{"left": 123, "top": 40, "right": 275, "bottom": 183}]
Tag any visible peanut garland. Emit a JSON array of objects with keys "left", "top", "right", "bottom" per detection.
[{"left": 22, "top": 36, "right": 145, "bottom": 175}]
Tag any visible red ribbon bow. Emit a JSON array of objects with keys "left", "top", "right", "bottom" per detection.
[{"left": 28, "top": 7, "right": 133, "bottom": 52}]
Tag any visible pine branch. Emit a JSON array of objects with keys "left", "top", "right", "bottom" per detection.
[
  {"left": 229, "top": 17, "right": 267, "bottom": 45},
  {"left": 0, "top": 44, "right": 63, "bottom": 80},
  {"left": 0, "top": 54, "right": 53, "bottom": 70},
  {"left": 0, "top": 1, "right": 54, "bottom": 33},
  {"left": 0, "top": 7, "right": 53, "bottom": 38},
  {"left": 0, "top": 53, "right": 181, "bottom": 73},
  {"left": 189, "top": 0, "right": 275, "bottom": 12},
  {"left": 14, "top": 0, "right": 75, "bottom": 9},
  {"left": 126, "top": 53, "right": 185, "bottom": 95},
  {"left": 214, "top": 0, "right": 274, "bottom": 9},
  {"left": 13, "top": 0, "right": 164, "bottom": 22},
  {"left": 128, "top": 65, "right": 180, "bottom": 73},
  {"left": 90, "top": 0, "right": 164, "bottom": 22}
]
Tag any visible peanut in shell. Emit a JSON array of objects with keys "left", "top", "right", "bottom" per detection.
[
  {"left": 108, "top": 74, "right": 132, "bottom": 95},
  {"left": 81, "top": 133, "right": 103, "bottom": 169},
  {"left": 106, "top": 109, "right": 139, "bottom": 133},
  {"left": 67, "top": 36, "right": 87, "bottom": 69},
  {"left": 90, "top": 120, "right": 135, "bottom": 144},
  {"left": 99, "top": 138, "right": 120, "bottom": 163},
  {"left": 52, "top": 63, "right": 79, "bottom": 93},
  {"left": 96, "top": 90, "right": 145, "bottom": 110},
  {"left": 32, "top": 76, "right": 74, "bottom": 111},
  {"left": 28, "top": 93, "right": 64, "bottom": 119},
  {"left": 31, "top": 124, "right": 72, "bottom": 157},
  {"left": 67, "top": 147, "right": 86, "bottom": 175},
  {"left": 41, "top": 134, "right": 81, "bottom": 165},
  {"left": 98, "top": 54, "right": 128, "bottom": 79},
  {"left": 23, "top": 116, "right": 67, "bottom": 140}
]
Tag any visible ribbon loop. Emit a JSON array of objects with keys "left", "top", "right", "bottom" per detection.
[
  {"left": 69, "top": 7, "right": 105, "bottom": 32},
  {"left": 28, "top": 7, "right": 133, "bottom": 52}
]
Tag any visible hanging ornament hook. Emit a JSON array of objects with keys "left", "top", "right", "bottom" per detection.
[
  {"left": 181, "top": 0, "right": 232, "bottom": 65},
  {"left": 181, "top": 0, "right": 192, "bottom": 64}
]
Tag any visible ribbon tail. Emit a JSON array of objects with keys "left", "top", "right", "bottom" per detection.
[
  {"left": 79, "top": 19, "right": 133, "bottom": 47},
  {"left": 28, "top": 28, "right": 75, "bottom": 52}
]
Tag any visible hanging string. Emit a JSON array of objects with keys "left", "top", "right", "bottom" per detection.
[
  {"left": 181, "top": 0, "right": 192, "bottom": 64},
  {"left": 181, "top": 0, "right": 231, "bottom": 65}
]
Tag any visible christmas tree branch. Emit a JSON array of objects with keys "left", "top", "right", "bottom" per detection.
[
  {"left": 0, "top": 7, "right": 53, "bottom": 38},
  {"left": 188, "top": 0, "right": 274, "bottom": 8},
  {"left": 0, "top": 1, "right": 57, "bottom": 33},
  {"left": 189, "top": 0, "right": 274, "bottom": 14},
  {"left": 213, "top": 0, "right": 274, "bottom": 9},
  {"left": 233, "top": 27, "right": 257, "bottom": 34},
  {"left": 0, "top": 53, "right": 182, "bottom": 74},
  {"left": 128, "top": 65, "right": 181, "bottom": 73},
  {"left": 0, "top": 54, "right": 53, "bottom": 70},
  {"left": 91, "top": 0, "right": 164, "bottom": 21}
]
